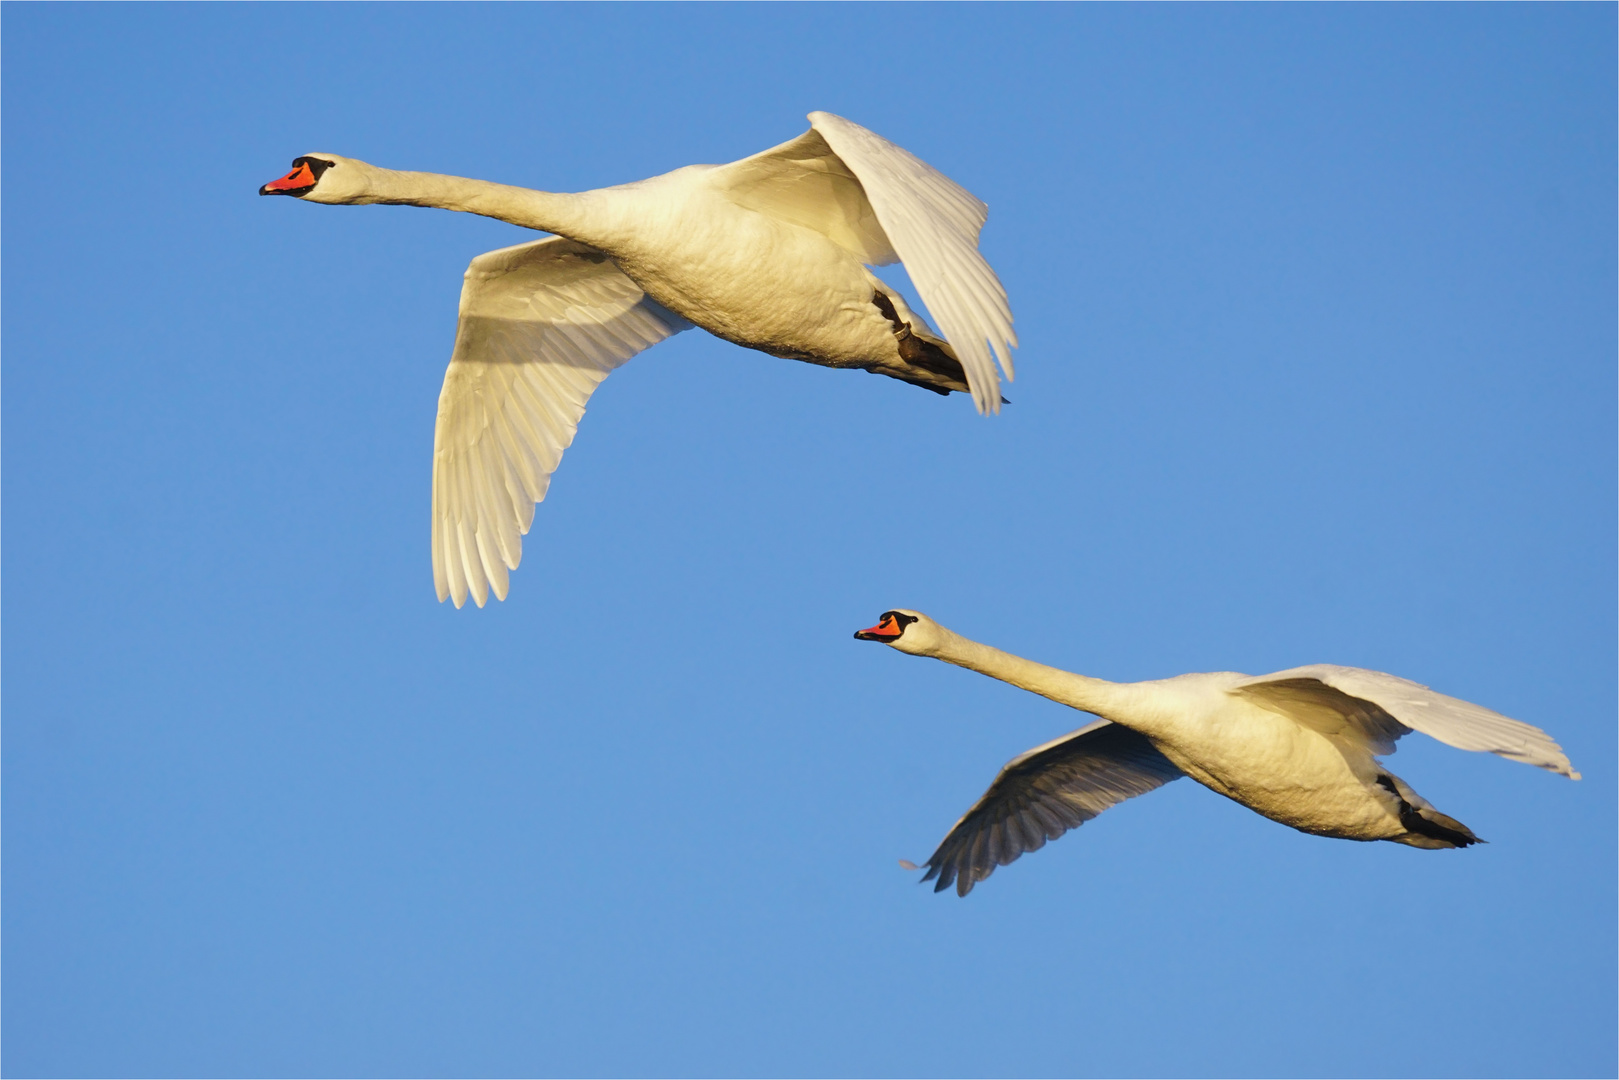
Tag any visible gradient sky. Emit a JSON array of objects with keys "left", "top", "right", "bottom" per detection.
[{"left": 4, "top": 5, "right": 1614, "bottom": 1078}]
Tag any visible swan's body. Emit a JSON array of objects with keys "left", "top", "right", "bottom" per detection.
[
  {"left": 260, "top": 114, "right": 1015, "bottom": 607},
  {"left": 854, "top": 610, "right": 1580, "bottom": 896}
]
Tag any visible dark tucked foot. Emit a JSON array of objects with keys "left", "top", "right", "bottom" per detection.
[
  {"left": 871, "top": 290, "right": 974, "bottom": 394},
  {"left": 1377, "top": 775, "right": 1482, "bottom": 848}
]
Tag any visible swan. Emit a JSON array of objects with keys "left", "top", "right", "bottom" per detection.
[
  {"left": 259, "top": 113, "right": 1015, "bottom": 608},
  {"left": 854, "top": 610, "right": 1581, "bottom": 896}
]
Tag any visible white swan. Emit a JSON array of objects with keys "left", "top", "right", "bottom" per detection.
[
  {"left": 854, "top": 610, "right": 1580, "bottom": 896},
  {"left": 259, "top": 113, "right": 1015, "bottom": 608}
]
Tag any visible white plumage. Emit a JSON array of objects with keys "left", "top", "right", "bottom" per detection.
[
  {"left": 431, "top": 239, "right": 691, "bottom": 609},
  {"left": 854, "top": 610, "right": 1580, "bottom": 896},
  {"left": 260, "top": 113, "right": 1015, "bottom": 607}
]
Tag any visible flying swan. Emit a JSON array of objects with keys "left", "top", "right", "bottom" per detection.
[
  {"left": 259, "top": 113, "right": 1015, "bottom": 608},
  {"left": 854, "top": 610, "right": 1581, "bottom": 896}
]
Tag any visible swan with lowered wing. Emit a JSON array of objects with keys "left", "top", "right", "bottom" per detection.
[
  {"left": 260, "top": 114, "right": 1015, "bottom": 607},
  {"left": 854, "top": 609, "right": 1580, "bottom": 896}
]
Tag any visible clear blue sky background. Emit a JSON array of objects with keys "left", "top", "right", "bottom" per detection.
[{"left": 4, "top": 5, "right": 1614, "bottom": 1077}]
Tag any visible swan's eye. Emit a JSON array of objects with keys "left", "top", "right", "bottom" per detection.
[{"left": 879, "top": 612, "right": 919, "bottom": 634}]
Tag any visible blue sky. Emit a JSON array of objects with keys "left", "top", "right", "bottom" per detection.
[{"left": 3, "top": 5, "right": 1613, "bottom": 1077}]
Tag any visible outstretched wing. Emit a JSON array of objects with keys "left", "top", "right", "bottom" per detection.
[
  {"left": 809, "top": 112, "right": 1016, "bottom": 416},
  {"left": 917, "top": 721, "right": 1183, "bottom": 897},
  {"left": 1233, "top": 665, "right": 1580, "bottom": 778},
  {"left": 712, "top": 113, "right": 1015, "bottom": 414},
  {"left": 432, "top": 237, "right": 690, "bottom": 608}
]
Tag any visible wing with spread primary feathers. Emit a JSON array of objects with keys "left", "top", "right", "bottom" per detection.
[
  {"left": 712, "top": 113, "right": 1015, "bottom": 413},
  {"left": 810, "top": 112, "right": 1017, "bottom": 415},
  {"left": 917, "top": 720, "right": 1183, "bottom": 897},
  {"left": 432, "top": 237, "right": 690, "bottom": 607}
]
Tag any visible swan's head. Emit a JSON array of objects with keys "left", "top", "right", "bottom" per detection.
[
  {"left": 853, "top": 609, "right": 942, "bottom": 655},
  {"left": 259, "top": 154, "right": 379, "bottom": 204}
]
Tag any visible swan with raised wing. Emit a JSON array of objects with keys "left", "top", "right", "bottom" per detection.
[
  {"left": 854, "top": 610, "right": 1581, "bottom": 896},
  {"left": 260, "top": 113, "right": 1015, "bottom": 608}
]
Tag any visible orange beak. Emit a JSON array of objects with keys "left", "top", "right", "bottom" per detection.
[
  {"left": 259, "top": 161, "right": 316, "bottom": 196},
  {"left": 854, "top": 616, "right": 901, "bottom": 642}
]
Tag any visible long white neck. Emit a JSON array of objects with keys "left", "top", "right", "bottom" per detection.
[
  {"left": 922, "top": 627, "right": 1165, "bottom": 735},
  {"left": 337, "top": 164, "right": 607, "bottom": 243}
]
